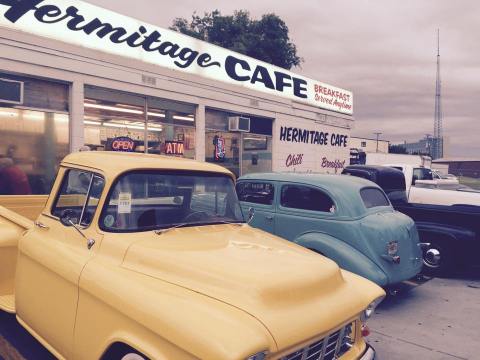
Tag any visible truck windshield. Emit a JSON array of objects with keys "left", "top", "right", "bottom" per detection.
[{"left": 100, "top": 171, "right": 244, "bottom": 232}]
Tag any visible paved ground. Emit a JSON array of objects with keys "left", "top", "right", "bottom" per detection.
[
  {"left": 1, "top": 271, "right": 479, "bottom": 360},
  {"left": 369, "top": 271, "right": 480, "bottom": 360}
]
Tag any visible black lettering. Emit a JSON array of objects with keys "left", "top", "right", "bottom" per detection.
[
  {"left": 293, "top": 77, "right": 308, "bottom": 98},
  {"left": 292, "top": 128, "right": 298, "bottom": 142},
  {"left": 274, "top": 71, "right": 292, "bottom": 92},
  {"left": 65, "top": 6, "right": 88, "bottom": 31},
  {"left": 158, "top": 41, "right": 180, "bottom": 56},
  {"left": 141, "top": 31, "right": 162, "bottom": 51},
  {"left": 197, "top": 53, "right": 221, "bottom": 68},
  {"left": 280, "top": 126, "right": 287, "bottom": 141},
  {"left": 344, "top": 135, "right": 348, "bottom": 147},
  {"left": 299, "top": 129, "right": 308, "bottom": 143},
  {"left": 331, "top": 134, "right": 336, "bottom": 146},
  {"left": 33, "top": 4, "right": 68, "bottom": 23},
  {"left": 75, "top": 15, "right": 129, "bottom": 43},
  {"left": 250, "top": 66, "right": 275, "bottom": 90},
  {"left": 0, "top": 0, "right": 43, "bottom": 23},
  {"left": 125, "top": 26, "right": 148, "bottom": 47},
  {"left": 174, "top": 47, "right": 198, "bottom": 69},
  {"left": 314, "top": 132, "right": 320, "bottom": 145},
  {"left": 225, "top": 55, "right": 251, "bottom": 81},
  {"left": 309, "top": 131, "right": 315, "bottom": 143},
  {"left": 286, "top": 127, "right": 293, "bottom": 142},
  {"left": 323, "top": 133, "right": 329, "bottom": 146}
]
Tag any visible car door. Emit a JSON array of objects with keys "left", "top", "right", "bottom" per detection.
[
  {"left": 14, "top": 167, "right": 105, "bottom": 359},
  {"left": 236, "top": 181, "right": 276, "bottom": 232},
  {"left": 274, "top": 182, "right": 337, "bottom": 241}
]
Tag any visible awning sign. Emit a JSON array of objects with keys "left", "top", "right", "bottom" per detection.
[{"left": 0, "top": 0, "right": 353, "bottom": 115}]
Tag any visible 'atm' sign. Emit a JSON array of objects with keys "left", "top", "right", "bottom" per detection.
[{"left": 165, "top": 141, "right": 184, "bottom": 156}]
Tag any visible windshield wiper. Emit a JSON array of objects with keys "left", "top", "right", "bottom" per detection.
[
  {"left": 154, "top": 220, "right": 245, "bottom": 235},
  {"left": 154, "top": 223, "right": 193, "bottom": 235}
]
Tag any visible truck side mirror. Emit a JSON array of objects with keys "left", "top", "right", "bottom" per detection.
[{"left": 60, "top": 209, "right": 76, "bottom": 227}]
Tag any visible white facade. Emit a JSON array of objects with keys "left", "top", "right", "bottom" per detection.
[{"left": 0, "top": 0, "right": 354, "bottom": 182}]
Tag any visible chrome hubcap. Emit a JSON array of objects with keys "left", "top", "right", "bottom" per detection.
[{"left": 424, "top": 248, "right": 441, "bottom": 268}]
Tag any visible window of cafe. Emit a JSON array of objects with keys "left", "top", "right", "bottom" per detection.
[
  {"left": 0, "top": 72, "right": 69, "bottom": 195},
  {"left": 83, "top": 86, "right": 196, "bottom": 158},
  {"left": 205, "top": 108, "right": 272, "bottom": 178}
]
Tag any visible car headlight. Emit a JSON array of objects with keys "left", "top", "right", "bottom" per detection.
[
  {"left": 246, "top": 350, "right": 268, "bottom": 360},
  {"left": 360, "top": 296, "right": 385, "bottom": 323}
]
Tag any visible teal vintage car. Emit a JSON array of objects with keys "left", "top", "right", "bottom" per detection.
[{"left": 236, "top": 173, "right": 423, "bottom": 286}]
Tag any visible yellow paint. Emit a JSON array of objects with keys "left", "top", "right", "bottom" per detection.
[{"left": 0, "top": 152, "right": 385, "bottom": 359}]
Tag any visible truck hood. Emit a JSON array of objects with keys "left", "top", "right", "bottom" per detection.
[{"left": 121, "top": 224, "right": 383, "bottom": 351}]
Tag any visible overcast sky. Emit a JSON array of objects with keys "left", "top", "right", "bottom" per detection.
[{"left": 90, "top": 0, "right": 479, "bottom": 157}]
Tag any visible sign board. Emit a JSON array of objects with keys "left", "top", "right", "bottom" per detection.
[
  {"left": 164, "top": 140, "right": 184, "bottom": 156},
  {"left": 0, "top": 0, "right": 353, "bottom": 115},
  {"left": 273, "top": 117, "right": 350, "bottom": 174},
  {"left": 108, "top": 136, "right": 136, "bottom": 152}
]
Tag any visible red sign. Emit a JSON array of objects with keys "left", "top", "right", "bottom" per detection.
[
  {"left": 165, "top": 141, "right": 184, "bottom": 156},
  {"left": 110, "top": 137, "right": 136, "bottom": 152}
]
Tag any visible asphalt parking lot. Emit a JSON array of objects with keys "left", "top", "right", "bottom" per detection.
[{"left": 1, "top": 271, "right": 479, "bottom": 360}]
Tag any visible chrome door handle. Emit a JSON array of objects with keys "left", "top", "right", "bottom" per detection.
[
  {"left": 265, "top": 215, "right": 274, "bottom": 221},
  {"left": 34, "top": 221, "right": 49, "bottom": 230}
]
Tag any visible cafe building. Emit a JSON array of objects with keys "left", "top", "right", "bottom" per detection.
[{"left": 0, "top": 0, "right": 354, "bottom": 195}]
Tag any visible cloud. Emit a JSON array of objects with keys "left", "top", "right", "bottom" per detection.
[{"left": 89, "top": 0, "right": 480, "bottom": 157}]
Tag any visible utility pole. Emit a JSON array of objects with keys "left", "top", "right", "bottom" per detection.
[{"left": 373, "top": 132, "right": 382, "bottom": 153}]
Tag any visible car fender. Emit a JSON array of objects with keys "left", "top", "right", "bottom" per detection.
[{"left": 294, "top": 232, "right": 388, "bottom": 286}]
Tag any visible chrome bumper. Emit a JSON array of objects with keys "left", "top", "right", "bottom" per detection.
[{"left": 359, "top": 344, "right": 376, "bottom": 360}]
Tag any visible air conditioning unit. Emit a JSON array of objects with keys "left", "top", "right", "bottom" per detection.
[
  {"left": 0, "top": 78, "right": 24, "bottom": 105},
  {"left": 228, "top": 116, "right": 250, "bottom": 132}
]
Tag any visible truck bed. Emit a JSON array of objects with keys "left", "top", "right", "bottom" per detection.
[{"left": 0, "top": 195, "right": 48, "bottom": 221}]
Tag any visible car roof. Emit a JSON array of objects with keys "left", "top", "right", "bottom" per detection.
[
  {"left": 62, "top": 151, "right": 234, "bottom": 179},
  {"left": 239, "top": 172, "right": 375, "bottom": 189},
  {"left": 238, "top": 172, "right": 386, "bottom": 217}
]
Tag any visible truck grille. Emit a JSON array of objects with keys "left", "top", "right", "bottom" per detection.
[{"left": 281, "top": 323, "right": 354, "bottom": 360}]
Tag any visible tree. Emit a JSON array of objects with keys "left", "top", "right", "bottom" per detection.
[{"left": 170, "top": 10, "right": 303, "bottom": 70}]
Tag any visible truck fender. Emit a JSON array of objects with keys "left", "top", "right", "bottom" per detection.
[
  {"left": 415, "top": 222, "right": 475, "bottom": 263},
  {"left": 294, "top": 232, "right": 388, "bottom": 286},
  {"left": 415, "top": 222, "right": 475, "bottom": 243}
]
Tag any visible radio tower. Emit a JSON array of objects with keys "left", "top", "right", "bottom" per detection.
[{"left": 433, "top": 29, "right": 443, "bottom": 159}]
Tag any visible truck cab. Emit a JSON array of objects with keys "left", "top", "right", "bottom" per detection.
[{"left": 0, "top": 152, "right": 384, "bottom": 360}]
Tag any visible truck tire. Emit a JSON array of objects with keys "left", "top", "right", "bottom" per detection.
[
  {"left": 102, "top": 343, "right": 147, "bottom": 360},
  {"left": 421, "top": 236, "right": 456, "bottom": 277}
]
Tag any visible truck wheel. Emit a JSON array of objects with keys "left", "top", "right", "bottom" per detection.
[
  {"left": 421, "top": 238, "right": 455, "bottom": 277},
  {"left": 102, "top": 343, "right": 147, "bottom": 360},
  {"left": 121, "top": 354, "right": 145, "bottom": 360}
]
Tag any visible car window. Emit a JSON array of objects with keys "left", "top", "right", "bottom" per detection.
[
  {"left": 52, "top": 169, "right": 105, "bottom": 226},
  {"left": 280, "top": 185, "right": 335, "bottom": 213},
  {"left": 236, "top": 182, "right": 275, "bottom": 205},
  {"left": 412, "top": 168, "right": 433, "bottom": 184},
  {"left": 100, "top": 171, "right": 244, "bottom": 232},
  {"left": 360, "top": 188, "right": 390, "bottom": 208}
]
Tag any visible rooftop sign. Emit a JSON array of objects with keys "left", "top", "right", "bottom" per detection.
[{"left": 0, "top": 0, "right": 353, "bottom": 115}]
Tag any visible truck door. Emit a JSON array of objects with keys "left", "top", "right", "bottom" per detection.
[
  {"left": 14, "top": 167, "right": 105, "bottom": 359},
  {"left": 236, "top": 181, "right": 276, "bottom": 232}
]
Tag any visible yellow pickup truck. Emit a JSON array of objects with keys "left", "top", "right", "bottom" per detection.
[{"left": 0, "top": 152, "right": 384, "bottom": 360}]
